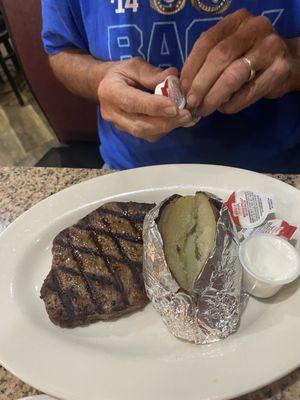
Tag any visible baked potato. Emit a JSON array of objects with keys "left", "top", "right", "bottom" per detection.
[{"left": 158, "top": 193, "right": 217, "bottom": 294}]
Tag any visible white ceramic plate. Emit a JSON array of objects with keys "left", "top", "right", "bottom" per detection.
[
  {"left": 18, "top": 396, "right": 56, "bottom": 400},
  {"left": 0, "top": 165, "right": 299, "bottom": 400}
]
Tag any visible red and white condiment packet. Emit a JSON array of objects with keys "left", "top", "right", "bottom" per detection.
[
  {"left": 242, "top": 219, "right": 298, "bottom": 241},
  {"left": 155, "top": 75, "right": 200, "bottom": 127},
  {"left": 226, "top": 190, "right": 276, "bottom": 229},
  {"left": 155, "top": 75, "right": 186, "bottom": 109}
]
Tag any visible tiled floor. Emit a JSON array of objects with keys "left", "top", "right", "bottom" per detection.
[{"left": 0, "top": 73, "right": 59, "bottom": 167}]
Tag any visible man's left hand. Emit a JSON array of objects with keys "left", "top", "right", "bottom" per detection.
[{"left": 181, "top": 9, "right": 300, "bottom": 116}]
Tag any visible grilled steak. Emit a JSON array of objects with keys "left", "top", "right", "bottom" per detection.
[{"left": 41, "top": 201, "right": 154, "bottom": 328}]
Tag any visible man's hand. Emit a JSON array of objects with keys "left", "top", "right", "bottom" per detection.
[
  {"left": 181, "top": 9, "right": 300, "bottom": 117},
  {"left": 49, "top": 52, "right": 192, "bottom": 142},
  {"left": 98, "top": 57, "right": 192, "bottom": 142}
]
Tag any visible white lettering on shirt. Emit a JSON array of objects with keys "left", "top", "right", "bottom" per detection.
[
  {"left": 107, "top": 8, "right": 285, "bottom": 63},
  {"left": 112, "top": 0, "right": 139, "bottom": 14}
]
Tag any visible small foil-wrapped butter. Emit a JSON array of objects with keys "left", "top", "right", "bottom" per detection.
[
  {"left": 143, "top": 192, "right": 243, "bottom": 344},
  {"left": 155, "top": 75, "right": 201, "bottom": 127}
]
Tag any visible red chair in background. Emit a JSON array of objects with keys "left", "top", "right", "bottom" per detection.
[{"left": 0, "top": 0, "right": 102, "bottom": 167}]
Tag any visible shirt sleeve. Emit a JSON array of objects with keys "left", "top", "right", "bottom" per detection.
[{"left": 41, "top": 0, "right": 88, "bottom": 55}]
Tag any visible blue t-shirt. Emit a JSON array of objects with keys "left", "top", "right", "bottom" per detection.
[{"left": 41, "top": 0, "right": 300, "bottom": 172}]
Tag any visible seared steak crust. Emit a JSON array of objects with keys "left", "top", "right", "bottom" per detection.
[{"left": 41, "top": 202, "right": 154, "bottom": 328}]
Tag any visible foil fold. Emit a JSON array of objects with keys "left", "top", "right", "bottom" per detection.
[{"left": 143, "top": 192, "right": 243, "bottom": 344}]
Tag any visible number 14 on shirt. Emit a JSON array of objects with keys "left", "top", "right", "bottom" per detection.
[{"left": 111, "top": 0, "right": 139, "bottom": 14}]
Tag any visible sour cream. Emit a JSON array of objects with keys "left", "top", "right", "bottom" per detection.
[{"left": 239, "top": 234, "right": 300, "bottom": 298}]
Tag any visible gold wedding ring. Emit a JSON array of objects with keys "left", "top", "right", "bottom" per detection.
[{"left": 243, "top": 57, "right": 256, "bottom": 82}]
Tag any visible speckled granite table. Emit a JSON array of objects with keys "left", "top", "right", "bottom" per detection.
[{"left": 0, "top": 167, "right": 299, "bottom": 400}]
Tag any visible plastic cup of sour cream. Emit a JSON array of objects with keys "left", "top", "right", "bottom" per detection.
[{"left": 239, "top": 234, "right": 300, "bottom": 298}]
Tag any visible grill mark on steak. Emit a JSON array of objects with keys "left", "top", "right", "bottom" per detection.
[
  {"left": 53, "top": 239, "right": 143, "bottom": 274},
  {"left": 101, "top": 217, "right": 144, "bottom": 291},
  {"left": 77, "top": 223, "right": 142, "bottom": 244},
  {"left": 67, "top": 233, "right": 103, "bottom": 314},
  {"left": 117, "top": 203, "right": 140, "bottom": 235},
  {"left": 87, "top": 223, "right": 129, "bottom": 307},
  {"left": 45, "top": 266, "right": 120, "bottom": 325},
  {"left": 76, "top": 207, "right": 145, "bottom": 290},
  {"left": 54, "top": 238, "right": 100, "bottom": 257},
  {"left": 51, "top": 270, "right": 75, "bottom": 320},
  {"left": 59, "top": 266, "right": 118, "bottom": 288}
]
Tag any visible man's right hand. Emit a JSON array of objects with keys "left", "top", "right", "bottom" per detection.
[{"left": 98, "top": 57, "right": 192, "bottom": 142}]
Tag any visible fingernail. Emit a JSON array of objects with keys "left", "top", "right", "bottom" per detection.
[
  {"left": 187, "top": 94, "right": 198, "bottom": 108},
  {"left": 221, "top": 96, "right": 231, "bottom": 105},
  {"left": 165, "top": 106, "right": 178, "bottom": 116},
  {"left": 179, "top": 114, "right": 191, "bottom": 123}
]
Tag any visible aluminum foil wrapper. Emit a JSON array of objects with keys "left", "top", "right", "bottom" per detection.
[{"left": 143, "top": 192, "right": 243, "bottom": 344}]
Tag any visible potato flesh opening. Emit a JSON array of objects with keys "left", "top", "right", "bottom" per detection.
[{"left": 158, "top": 194, "right": 217, "bottom": 294}]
